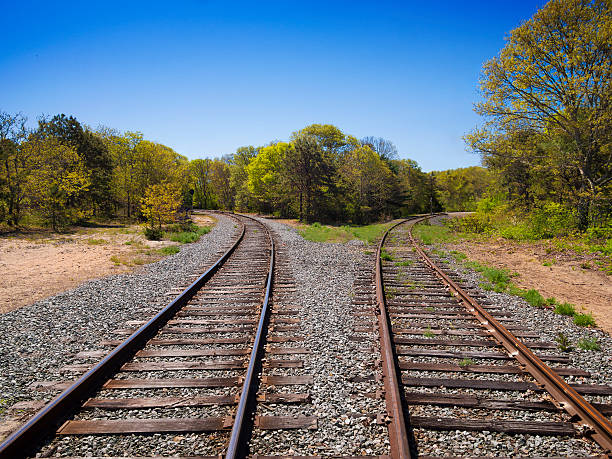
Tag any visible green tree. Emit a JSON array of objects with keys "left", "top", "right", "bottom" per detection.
[
  {"left": 338, "top": 145, "right": 394, "bottom": 223},
  {"left": 246, "top": 142, "right": 291, "bottom": 214},
  {"left": 210, "top": 159, "right": 234, "bottom": 209},
  {"left": 140, "top": 182, "right": 181, "bottom": 231},
  {"left": 466, "top": 0, "right": 612, "bottom": 227},
  {"left": 24, "top": 137, "right": 90, "bottom": 230},
  {"left": 0, "top": 111, "right": 29, "bottom": 225},
  {"left": 38, "top": 114, "right": 113, "bottom": 216},
  {"left": 434, "top": 167, "right": 494, "bottom": 211}
]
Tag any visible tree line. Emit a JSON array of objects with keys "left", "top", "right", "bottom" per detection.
[
  {"left": 466, "top": 0, "right": 611, "bottom": 231},
  {"left": 0, "top": 113, "right": 492, "bottom": 229}
]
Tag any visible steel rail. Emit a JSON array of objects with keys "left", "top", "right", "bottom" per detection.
[
  {"left": 0, "top": 215, "right": 247, "bottom": 459},
  {"left": 405, "top": 216, "right": 612, "bottom": 454},
  {"left": 375, "top": 218, "right": 413, "bottom": 459},
  {"left": 226, "top": 214, "right": 274, "bottom": 459}
]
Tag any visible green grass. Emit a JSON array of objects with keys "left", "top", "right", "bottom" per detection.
[
  {"left": 395, "top": 260, "right": 413, "bottom": 267},
  {"left": 298, "top": 222, "right": 392, "bottom": 244},
  {"left": 555, "top": 332, "right": 573, "bottom": 352},
  {"left": 450, "top": 250, "right": 467, "bottom": 262},
  {"left": 554, "top": 302, "right": 576, "bottom": 316},
  {"left": 464, "top": 260, "right": 512, "bottom": 292},
  {"left": 577, "top": 337, "right": 600, "bottom": 351},
  {"left": 518, "top": 289, "right": 547, "bottom": 308},
  {"left": 159, "top": 245, "right": 180, "bottom": 255},
  {"left": 459, "top": 358, "right": 475, "bottom": 367},
  {"left": 166, "top": 226, "right": 210, "bottom": 244},
  {"left": 574, "top": 313, "right": 596, "bottom": 327},
  {"left": 423, "top": 326, "right": 435, "bottom": 338},
  {"left": 412, "top": 222, "right": 456, "bottom": 244},
  {"left": 380, "top": 249, "right": 393, "bottom": 261},
  {"left": 86, "top": 238, "right": 107, "bottom": 245}
]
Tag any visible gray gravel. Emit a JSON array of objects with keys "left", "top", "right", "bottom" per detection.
[
  {"left": 0, "top": 213, "right": 237, "bottom": 419},
  {"left": 248, "top": 217, "right": 390, "bottom": 457}
]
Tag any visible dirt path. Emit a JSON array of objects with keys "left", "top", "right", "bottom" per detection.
[
  {"left": 0, "top": 215, "right": 214, "bottom": 314},
  {"left": 445, "top": 239, "right": 612, "bottom": 335}
]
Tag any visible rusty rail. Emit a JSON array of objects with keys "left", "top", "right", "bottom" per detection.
[
  {"left": 406, "top": 216, "right": 612, "bottom": 454},
  {"left": 0, "top": 216, "right": 247, "bottom": 459},
  {"left": 375, "top": 219, "right": 412, "bottom": 459},
  {"left": 226, "top": 214, "right": 274, "bottom": 459}
]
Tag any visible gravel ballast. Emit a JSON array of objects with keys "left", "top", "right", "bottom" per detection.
[{"left": 0, "top": 214, "right": 238, "bottom": 422}]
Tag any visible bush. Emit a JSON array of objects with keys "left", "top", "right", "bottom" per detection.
[
  {"left": 577, "top": 337, "right": 600, "bottom": 351},
  {"left": 529, "top": 202, "right": 577, "bottom": 239},
  {"left": 520, "top": 289, "right": 547, "bottom": 308},
  {"left": 160, "top": 245, "right": 180, "bottom": 255},
  {"left": 167, "top": 226, "right": 210, "bottom": 243},
  {"left": 574, "top": 313, "right": 596, "bottom": 327},
  {"left": 554, "top": 302, "right": 576, "bottom": 316},
  {"left": 143, "top": 227, "right": 163, "bottom": 240}
]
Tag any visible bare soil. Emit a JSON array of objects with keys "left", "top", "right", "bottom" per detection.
[
  {"left": 0, "top": 215, "right": 214, "bottom": 314},
  {"left": 444, "top": 238, "right": 612, "bottom": 335}
]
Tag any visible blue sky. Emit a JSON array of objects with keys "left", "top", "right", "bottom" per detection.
[{"left": 0, "top": 0, "right": 547, "bottom": 171}]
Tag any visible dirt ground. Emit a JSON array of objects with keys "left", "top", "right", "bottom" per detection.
[
  {"left": 0, "top": 215, "right": 214, "bottom": 314},
  {"left": 444, "top": 239, "right": 612, "bottom": 335}
]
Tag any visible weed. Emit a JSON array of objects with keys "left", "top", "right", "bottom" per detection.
[
  {"left": 574, "top": 313, "right": 596, "bottom": 327},
  {"left": 425, "top": 306, "right": 435, "bottom": 312},
  {"left": 520, "top": 289, "right": 547, "bottom": 308},
  {"left": 555, "top": 332, "right": 573, "bottom": 352},
  {"left": 450, "top": 250, "right": 467, "bottom": 262},
  {"left": 459, "top": 358, "right": 475, "bottom": 367},
  {"left": 554, "top": 302, "right": 576, "bottom": 316},
  {"left": 412, "top": 223, "right": 456, "bottom": 244},
  {"left": 167, "top": 226, "right": 210, "bottom": 244},
  {"left": 380, "top": 249, "right": 393, "bottom": 261},
  {"left": 110, "top": 255, "right": 121, "bottom": 265},
  {"left": 577, "top": 337, "right": 601, "bottom": 351},
  {"left": 423, "top": 326, "right": 435, "bottom": 338},
  {"left": 395, "top": 260, "right": 413, "bottom": 267},
  {"left": 542, "top": 260, "right": 553, "bottom": 266},
  {"left": 160, "top": 246, "right": 180, "bottom": 255},
  {"left": 86, "top": 238, "right": 107, "bottom": 245},
  {"left": 580, "top": 261, "right": 592, "bottom": 269},
  {"left": 480, "top": 282, "right": 494, "bottom": 291},
  {"left": 132, "top": 258, "right": 144, "bottom": 265}
]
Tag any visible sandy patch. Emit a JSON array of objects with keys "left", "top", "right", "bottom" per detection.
[
  {"left": 444, "top": 239, "right": 612, "bottom": 334},
  {"left": 0, "top": 215, "right": 215, "bottom": 314}
]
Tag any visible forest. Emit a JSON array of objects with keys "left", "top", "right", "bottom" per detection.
[
  {"left": 0, "top": 114, "right": 493, "bottom": 230},
  {"left": 0, "top": 0, "right": 609, "bottom": 238}
]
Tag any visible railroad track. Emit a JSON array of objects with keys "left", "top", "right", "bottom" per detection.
[
  {"left": 373, "top": 215, "right": 612, "bottom": 458},
  {"left": 3, "top": 212, "right": 612, "bottom": 458},
  {"left": 0, "top": 213, "right": 313, "bottom": 458}
]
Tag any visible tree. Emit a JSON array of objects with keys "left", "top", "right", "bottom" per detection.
[
  {"left": 190, "top": 158, "right": 214, "bottom": 208},
  {"left": 140, "top": 182, "right": 181, "bottom": 231},
  {"left": 361, "top": 137, "right": 399, "bottom": 162},
  {"left": 230, "top": 146, "right": 259, "bottom": 211},
  {"left": 338, "top": 145, "right": 393, "bottom": 223},
  {"left": 210, "top": 159, "right": 233, "bottom": 209},
  {"left": 38, "top": 114, "right": 113, "bottom": 216},
  {"left": 0, "top": 111, "right": 29, "bottom": 225},
  {"left": 246, "top": 143, "right": 291, "bottom": 214},
  {"left": 24, "top": 137, "right": 90, "bottom": 230},
  {"left": 466, "top": 0, "right": 612, "bottom": 227},
  {"left": 434, "top": 166, "right": 494, "bottom": 211}
]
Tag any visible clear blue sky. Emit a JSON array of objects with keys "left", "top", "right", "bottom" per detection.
[{"left": 0, "top": 0, "right": 547, "bottom": 171}]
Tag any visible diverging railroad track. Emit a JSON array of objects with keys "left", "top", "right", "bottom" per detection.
[
  {"left": 2, "top": 212, "right": 612, "bottom": 458},
  {"left": 371, "top": 216, "right": 612, "bottom": 457}
]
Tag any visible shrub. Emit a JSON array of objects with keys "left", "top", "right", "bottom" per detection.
[
  {"left": 160, "top": 246, "right": 180, "bottom": 255},
  {"left": 143, "top": 227, "right": 163, "bottom": 241},
  {"left": 555, "top": 332, "right": 573, "bottom": 352},
  {"left": 574, "top": 313, "right": 596, "bottom": 327},
  {"left": 520, "top": 289, "right": 547, "bottom": 308},
  {"left": 554, "top": 302, "right": 576, "bottom": 316},
  {"left": 529, "top": 202, "right": 577, "bottom": 239},
  {"left": 577, "top": 337, "right": 600, "bottom": 351}
]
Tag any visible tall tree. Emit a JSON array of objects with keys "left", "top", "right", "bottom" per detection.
[
  {"left": 466, "top": 0, "right": 612, "bottom": 227},
  {"left": 38, "top": 114, "right": 113, "bottom": 216},
  {"left": 0, "top": 111, "right": 29, "bottom": 225},
  {"left": 24, "top": 137, "right": 90, "bottom": 230}
]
